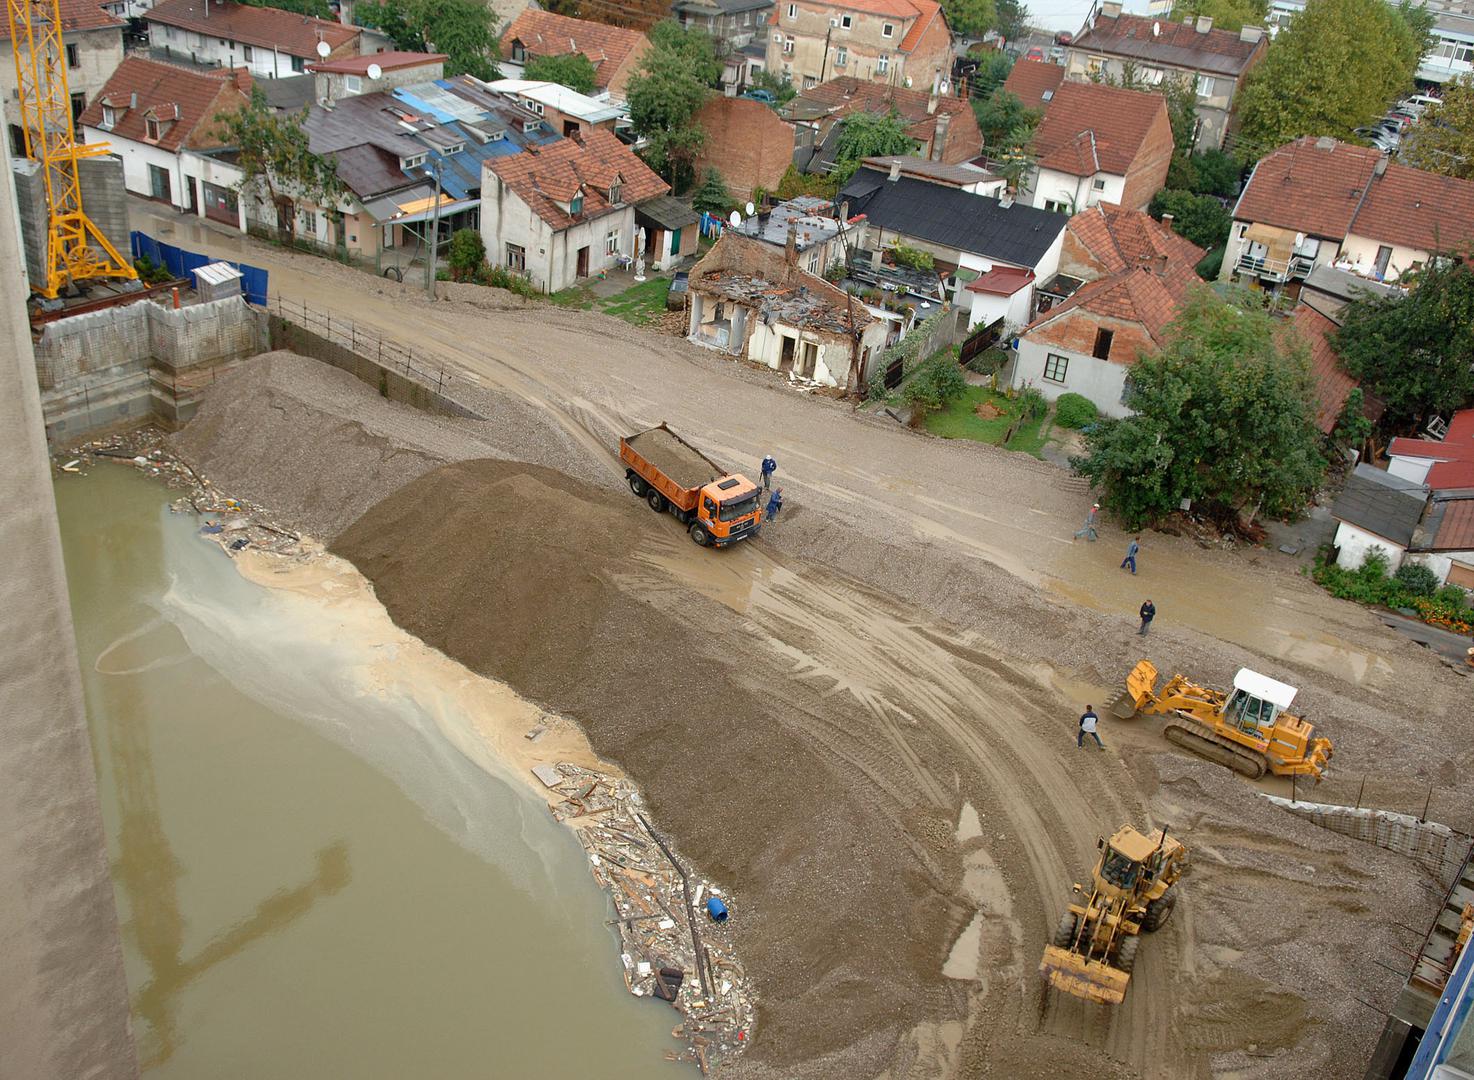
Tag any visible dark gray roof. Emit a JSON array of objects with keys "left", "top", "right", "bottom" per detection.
[
  {"left": 636, "top": 194, "right": 699, "bottom": 230},
  {"left": 260, "top": 74, "right": 314, "bottom": 113},
  {"left": 841, "top": 168, "right": 1067, "bottom": 268},
  {"left": 1329, "top": 463, "right": 1428, "bottom": 547}
]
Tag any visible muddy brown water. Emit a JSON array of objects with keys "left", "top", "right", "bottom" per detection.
[{"left": 56, "top": 464, "right": 685, "bottom": 1078}]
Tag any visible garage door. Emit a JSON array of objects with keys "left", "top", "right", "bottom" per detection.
[{"left": 1448, "top": 560, "right": 1474, "bottom": 589}]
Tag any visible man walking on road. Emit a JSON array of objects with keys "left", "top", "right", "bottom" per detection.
[
  {"left": 1121, "top": 537, "right": 1139, "bottom": 575},
  {"left": 1138, "top": 599, "right": 1155, "bottom": 635},
  {"left": 1078, "top": 706, "right": 1103, "bottom": 749},
  {"left": 760, "top": 454, "right": 777, "bottom": 492},
  {"left": 1073, "top": 503, "right": 1100, "bottom": 542}
]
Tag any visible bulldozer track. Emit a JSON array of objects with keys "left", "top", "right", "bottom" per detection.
[{"left": 1163, "top": 713, "right": 1266, "bottom": 779}]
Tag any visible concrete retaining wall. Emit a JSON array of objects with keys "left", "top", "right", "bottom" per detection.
[
  {"left": 11, "top": 154, "right": 132, "bottom": 288},
  {"left": 1266, "top": 795, "right": 1472, "bottom": 886}
]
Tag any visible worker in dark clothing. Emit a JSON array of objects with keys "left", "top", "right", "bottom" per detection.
[
  {"left": 765, "top": 487, "right": 783, "bottom": 521},
  {"left": 1078, "top": 706, "right": 1103, "bottom": 749},
  {"left": 760, "top": 455, "right": 777, "bottom": 491},
  {"left": 1139, "top": 599, "right": 1156, "bottom": 636}
]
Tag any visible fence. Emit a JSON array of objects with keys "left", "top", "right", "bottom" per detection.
[
  {"left": 266, "top": 295, "right": 480, "bottom": 419},
  {"left": 130, "top": 230, "right": 270, "bottom": 306}
]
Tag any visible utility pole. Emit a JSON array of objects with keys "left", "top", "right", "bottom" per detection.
[{"left": 423, "top": 149, "right": 444, "bottom": 297}]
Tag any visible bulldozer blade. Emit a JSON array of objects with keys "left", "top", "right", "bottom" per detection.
[
  {"left": 1039, "top": 945, "right": 1131, "bottom": 1005},
  {"left": 1111, "top": 659, "right": 1158, "bottom": 719}
]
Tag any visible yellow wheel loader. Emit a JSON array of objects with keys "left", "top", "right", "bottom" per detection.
[
  {"left": 1039, "top": 824, "right": 1187, "bottom": 1005},
  {"left": 1111, "top": 660, "right": 1333, "bottom": 781}
]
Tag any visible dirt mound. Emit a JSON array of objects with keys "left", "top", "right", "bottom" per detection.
[{"left": 331, "top": 459, "right": 967, "bottom": 1077}]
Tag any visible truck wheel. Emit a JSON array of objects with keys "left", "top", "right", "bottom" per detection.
[
  {"left": 628, "top": 474, "right": 647, "bottom": 497},
  {"left": 1116, "top": 935, "right": 1140, "bottom": 974},
  {"left": 647, "top": 490, "right": 666, "bottom": 513},
  {"left": 1143, "top": 891, "right": 1176, "bottom": 932},
  {"left": 690, "top": 523, "right": 710, "bottom": 546},
  {"left": 1052, "top": 912, "right": 1078, "bottom": 948}
]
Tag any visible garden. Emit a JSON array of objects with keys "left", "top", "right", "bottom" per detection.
[{"left": 1312, "top": 549, "right": 1474, "bottom": 635}]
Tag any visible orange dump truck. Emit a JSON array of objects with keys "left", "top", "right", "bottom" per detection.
[{"left": 620, "top": 424, "right": 763, "bottom": 547}]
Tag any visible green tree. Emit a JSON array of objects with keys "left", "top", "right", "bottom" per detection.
[
  {"left": 692, "top": 168, "right": 732, "bottom": 214},
  {"left": 1401, "top": 74, "right": 1474, "bottom": 180},
  {"left": 240, "top": 0, "right": 331, "bottom": 18},
  {"left": 776, "top": 162, "right": 837, "bottom": 200},
  {"left": 216, "top": 90, "right": 344, "bottom": 244},
  {"left": 354, "top": 0, "right": 499, "bottom": 80},
  {"left": 1167, "top": 0, "right": 1267, "bottom": 33},
  {"left": 522, "top": 52, "right": 598, "bottom": 94},
  {"left": 1072, "top": 288, "right": 1325, "bottom": 527},
  {"left": 1332, "top": 387, "right": 1375, "bottom": 448},
  {"left": 749, "top": 68, "right": 797, "bottom": 107},
  {"left": 1187, "top": 148, "right": 1243, "bottom": 197},
  {"left": 1235, "top": 0, "right": 1429, "bottom": 152},
  {"left": 994, "top": 0, "right": 1029, "bottom": 43},
  {"left": 1333, "top": 259, "right": 1474, "bottom": 429},
  {"left": 1148, "top": 189, "right": 1231, "bottom": 250},
  {"left": 830, "top": 111, "right": 916, "bottom": 185},
  {"left": 972, "top": 88, "right": 1038, "bottom": 150},
  {"left": 969, "top": 50, "right": 1013, "bottom": 98},
  {"left": 626, "top": 22, "right": 719, "bottom": 186},
  {"left": 942, "top": 0, "right": 996, "bottom": 38},
  {"left": 447, "top": 228, "right": 485, "bottom": 281}
]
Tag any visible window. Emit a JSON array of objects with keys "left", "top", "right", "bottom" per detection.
[
  {"left": 1139, "top": 66, "right": 1163, "bottom": 84},
  {"left": 65, "top": 42, "right": 78, "bottom": 68},
  {"left": 877, "top": 53, "right": 888, "bottom": 73},
  {"left": 1086, "top": 55, "right": 1104, "bottom": 76},
  {"left": 783, "top": 36, "right": 794, "bottom": 54},
  {"left": 100, "top": 105, "right": 116, "bottom": 129},
  {"left": 1043, "top": 353, "right": 1069, "bottom": 383},
  {"left": 300, "top": 209, "right": 318, "bottom": 235},
  {"left": 835, "top": 46, "right": 847, "bottom": 66},
  {"left": 840, "top": 13, "right": 851, "bottom": 27},
  {"left": 786, "top": 2, "right": 796, "bottom": 16},
  {"left": 345, "top": 75, "right": 361, "bottom": 93},
  {"left": 243, "top": 44, "right": 252, "bottom": 60},
  {"left": 570, "top": 193, "right": 583, "bottom": 215},
  {"left": 807, "top": 251, "right": 819, "bottom": 271},
  {"left": 70, "top": 91, "right": 85, "bottom": 125},
  {"left": 803, "top": 74, "right": 817, "bottom": 88},
  {"left": 609, "top": 180, "right": 622, "bottom": 203},
  {"left": 443, "top": 142, "right": 464, "bottom": 155},
  {"left": 145, "top": 117, "right": 160, "bottom": 140},
  {"left": 1092, "top": 177, "right": 1106, "bottom": 191},
  {"left": 506, "top": 243, "right": 526, "bottom": 271},
  {"left": 605, "top": 228, "right": 620, "bottom": 255},
  {"left": 291, "top": 54, "right": 305, "bottom": 73},
  {"left": 402, "top": 153, "right": 426, "bottom": 169},
  {"left": 882, "top": 20, "right": 894, "bottom": 36},
  {"left": 511, "top": 41, "right": 526, "bottom": 62},
  {"left": 1044, "top": 199, "right": 1067, "bottom": 213},
  {"left": 1092, "top": 327, "right": 1114, "bottom": 360},
  {"left": 1196, "top": 74, "right": 1214, "bottom": 98}
]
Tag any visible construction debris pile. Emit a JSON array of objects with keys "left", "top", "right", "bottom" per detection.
[{"left": 532, "top": 761, "right": 755, "bottom": 1074}]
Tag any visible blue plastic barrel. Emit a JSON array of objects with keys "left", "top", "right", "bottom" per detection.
[{"left": 706, "top": 897, "right": 729, "bottom": 922}]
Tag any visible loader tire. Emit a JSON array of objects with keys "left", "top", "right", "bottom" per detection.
[
  {"left": 647, "top": 490, "right": 667, "bottom": 513},
  {"left": 1143, "top": 892, "right": 1176, "bottom": 932},
  {"left": 1116, "top": 935, "right": 1140, "bottom": 974},
  {"left": 1052, "top": 912, "right": 1079, "bottom": 948},
  {"left": 628, "top": 474, "right": 647, "bottom": 497}
]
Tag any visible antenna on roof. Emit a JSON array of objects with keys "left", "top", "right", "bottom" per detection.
[
  {"left": 367, "top": 62, "right": 383, "bottom": 80},
  {"left": 316, "top": 40, "right": 331, "bottom": 58}
]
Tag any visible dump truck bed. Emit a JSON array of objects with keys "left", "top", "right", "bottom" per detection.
[{"left": 623, "top": 426, "right": 723, "bottom": 493}]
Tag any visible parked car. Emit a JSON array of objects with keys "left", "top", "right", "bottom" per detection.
[
  {"left": 1026, "top": 45, "right": 1045, "bottom": 60},
  {"left": 1402, "top": 93, "right": 1442, "bottom": 115},
  {"left": 1378, "top": 114, "right": 1410, "bottom": 133},
  {"left": 1054, "top": 30, "right": 1073, "bottom": 44},
  {"left": 741, "top": 88, "right": 776, "bottom": 105},
  {"left": 1355, "top": 126, "right": 1400, "bottom": 153}
]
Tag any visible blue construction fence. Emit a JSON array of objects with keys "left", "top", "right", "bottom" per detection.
[{"left": 129, "top": 230, "right": 269, "bottom": 306}]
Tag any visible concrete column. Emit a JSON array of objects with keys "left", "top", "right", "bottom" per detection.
[{"left": 0, "top": 132, "right": 140, "bottom": 1080}]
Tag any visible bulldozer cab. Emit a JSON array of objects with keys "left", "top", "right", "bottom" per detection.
[
  {"left": 1221, "top": 668, "right": 1297, "bottom": 737},
  {"left": 1099, "top": 826, "right": 1170, "bottom": 892}
]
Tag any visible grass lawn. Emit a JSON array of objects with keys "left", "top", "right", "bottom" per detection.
[
  {"left": 923, "top": 386, "right": 1053, "bottom": 458},
  {"left": 549, "top": 276, "right": 672, "bottom": 325}
]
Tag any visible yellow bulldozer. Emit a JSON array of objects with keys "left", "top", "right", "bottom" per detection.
[
  {"left": 1111, "top": 661, "right": 1332, "bottom": 781},
  {"left": 1040, "top": 824, "right": 1187, "bottom": 1004}
]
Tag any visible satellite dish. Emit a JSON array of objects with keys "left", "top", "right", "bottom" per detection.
[
  {"left": 1152, "top": 20, "right": 1160, "bottom": 35},
  {"left": 728, "top": 210, "right": 742, "bottom": 227},
  {"left": 316, "top": 39, "right": 331, "bottom": 57},
  {"left": 744, "top": 201, "right": 755, "bottom": 216},
  {"left": 366, "top": 62, "right": 383, "bottom": 80}
]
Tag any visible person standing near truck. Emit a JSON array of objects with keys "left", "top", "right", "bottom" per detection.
[
  {"left": 760, "top": 454, "right": 777, "bottom": 491},
  {"left": 765, "top": 487, "right": 783, "bottom": 521}
]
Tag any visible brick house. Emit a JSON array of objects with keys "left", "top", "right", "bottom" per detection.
[
  {"left": 498, "top": 10, "right": 651, "bottom": 100},
  {"left": 766, "top": 0, "right": 951, "bottom": 93},
  {"left": 78, "top": 56, "right": 252, "bottom": 225},
  {"left": 1025, "top": 81, "right": 1173, "bottom": 213},
  {"left": 787, "top": 76, "right": 982, "bottom": 172},
  {"left": 481, "top": 129, "right": 669, "bottom": 292},
  {"left": 143, "top": 0, "right": 359, "bottom": 79},
  {"left": 1013, "top": 203, "right": 1202, "bottom": 416},
  {"left": 1001, "top": 57, "right": 1063, "bottom": 110},
  {"left": 1224, "top": 136, "right": 1474, "bottom": 294},
  {"left": 1065, "top": 3, "right": 1266, "bottom": 151},
  {"left": 1, "top": 0, "right": 124, "bottom": 153},
  {"left": 693, "top": 95, "right": 794, "bottom": 201}
]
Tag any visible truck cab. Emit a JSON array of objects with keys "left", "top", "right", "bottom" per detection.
[{"left": 697, "top": 477, "right": 762, "bottom": 546}]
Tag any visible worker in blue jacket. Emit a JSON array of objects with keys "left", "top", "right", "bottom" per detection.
[{"left": 760, "top": 454, "right": 777, "bottom": 491}]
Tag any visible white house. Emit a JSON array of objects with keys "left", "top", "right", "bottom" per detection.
[
  {"left": 1024, "top": 81, "right": 1174, "bottom": 214},
  {"left": 144, "top": 0, "right": 360, "bottom": 79},
  {"left": 481, "top": 129, "right": 670, "bottom": 293},
  {"left": 961, "top": 266, "right": 1033, "bottom": 333},
  {"left": 1330, "top": 464, "right": 1474, "bottom": 588}
]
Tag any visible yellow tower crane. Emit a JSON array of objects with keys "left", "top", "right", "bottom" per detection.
[{"left": 6, "top": 0, "right": 135, "bottom": 298}]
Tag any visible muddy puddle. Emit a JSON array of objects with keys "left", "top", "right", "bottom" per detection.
[{"left": 56, "top": 465, "right": 685, "bottom": 1078}]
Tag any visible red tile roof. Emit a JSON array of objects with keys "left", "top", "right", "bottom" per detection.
[
  {"left": 1234, "top": 137, "right": 1383, "bottom": 239},
  {"left": 1024, "top": 265, "right": 1192, "bottom": 359},
  {"left": 78, "top": 56, "right": 247, "bottom": 153},
  {"left": 144, "top": 0, "right": 358, "bottom": 58},
  {"left": 1031, "top": 81, "right": 1168, "bottom": 177},
  {"left": 0, "top": 0, "right": 122, "bottom": 38},
  {"left": 309, "top": 51, "right": 445, "bottom": 74},
  {"left": 1350, "top": 160, "right": 1474, "bottom": 255},
  {"left": 1390, "top": 410, "right": 1474, "bottom": 491},
  {"left": 487, "top": 128, "right": 668, "bottom": 230},
  {"left": 898, "top": 0, "right": 944, "bottom": 52},
  {"left": 1071, "top": 12, "right": 1265, "bottom": 78},
  {"left": 1432, "top": 496, "right": 1474, "bottom": 549},
  {"left": 1001, "top": 58, "right": 1063, "bottom": 111},
  {"left": 499, "top": 10, "right": 647, "bottom": 91},
  {"left": 1291, "top": 305, "right": 1385, "bottom": 435},
  {"left": 793, "top": 77, "right": 981, "bottom": 159},
  {"left": 966, "top": 266, "right": 1033, "bottom": 295},
  {"left": 1067, "top": 203, "right": 1203, "bottom": 276}
]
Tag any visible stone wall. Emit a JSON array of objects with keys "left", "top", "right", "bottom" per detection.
[{"left": 1265, "top": 794, "right": 1472, "bottom": 887}]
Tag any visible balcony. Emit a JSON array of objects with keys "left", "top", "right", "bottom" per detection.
[{"left": 1236, "top": 251, "right": 1315, "bottom": 282}]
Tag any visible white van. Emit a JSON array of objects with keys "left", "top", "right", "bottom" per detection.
[{"left": 1400, "top": 94, "right": 1442, "bottom": 117}]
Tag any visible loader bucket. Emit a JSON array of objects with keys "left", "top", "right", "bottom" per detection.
[
  {"left": 1039, "top": 945, "right": 1131, "bottom": 1004},
  {"left": 1110, "top": 660, "right": 1159, "bottom": 719}
]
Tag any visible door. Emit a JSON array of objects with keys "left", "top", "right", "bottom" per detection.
[
  {"left": 182, "top": 175, "right": 198, "bottom": 213},
  {"left": 800, "top": 340, "right": 818, "bottom": 378},
  {"left": 149, "top": 164, "right": 171, "bottom": 202},
  {"left": 779, "top": 335, "right": 796, "bottom": 372},
  {"left": 576, "top": 245, "right": 589, "bottom": 278},
  {"left": 1374, "top": 245, "right": 1393, "bottom": 279},
  {"left": 669, "top": 227, "right": 681, "bottom": 256}
]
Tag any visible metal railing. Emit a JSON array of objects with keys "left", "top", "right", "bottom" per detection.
[
  {"left": 267, "top": 294, "right": 452, "bottom": 396},
  {"left": 1235, "top": 251, "right": 1315, "bottom": 281}
]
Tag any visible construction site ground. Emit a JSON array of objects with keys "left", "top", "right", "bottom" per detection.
[{"left": 148, "top": 212, "right": 1472, "bottom": 1079}]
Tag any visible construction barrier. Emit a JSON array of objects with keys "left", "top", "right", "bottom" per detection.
[{"left": 129, "top": 231, "right": 269, "bottom": 306}]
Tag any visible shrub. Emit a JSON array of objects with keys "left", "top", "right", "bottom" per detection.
[
  {"left": 902, "top": 350, "right": 966, "bottom": 414},
  {"left": 1018, "top": 387, "right": 1046, "bottom": 419},
  {"left": 1393, "top": 562, "right": 1440, "bottom": 597},
  {"left": 887, "top": 240, "right": 935, "bottom": 272},
  {"left": 966, "top": 347, "right": 1005, "bottom": 375},
  {"left": 447, "top": 228, "right": 485, "bottom": 282},
  {"left": 1054, "top": 392, "right": 1098, "bottom": 429}
]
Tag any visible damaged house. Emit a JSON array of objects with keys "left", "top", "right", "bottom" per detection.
[{"left": 687, "top": 231, "right": 889, "bottom": 389}]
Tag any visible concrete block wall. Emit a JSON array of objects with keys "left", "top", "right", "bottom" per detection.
[
  {"left": 11, "top": 158, "right": 47, "bottom": 287},
  {"left": 150, "top": 297, "right": 267, "bottom": 374},
  {"left": 1266, "top": 795, "right": 1471, "bottom": 887},
  {"left": 79, "top": 155, "right": 131, "bottom": 262},
  {"left": 34, "top": 302, "right": 151, "bottom": 390}
]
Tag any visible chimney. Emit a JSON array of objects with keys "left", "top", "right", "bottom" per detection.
[
  {"left": 1195, "top": 14, "right": 1212, "bottom": 31},
  {"left": 1155, "top": 252, "right": 1169, "bottom": 275},
  {"left": 1315, "top": 135, "right": 1335, "bottom": 151},
  {"left": 888, "top": 159, "right": 901, "bottom": 181},
  {"left": 1375, "top": 155, "right": 1388, "bottom": 176},
  {"left": 1000, "top": 189, "right": 1014, "bottom": 208},
  {"left": 1100, "top": 0, "right": 1122, "bottom": 16},
  {"left": 926, "top": 93, "right": 939, "bottom": 115},
  {"left": 1239, "top": 25, "right": 1264, "bottom": 42},
  {"left": 785, "top": 224, "right": 797, "bottom": 265},
  {"left": 931, "top": 111, "right": 951, "bottom": 163},
  {"left": 1161, "top": 212, "right": 1174, "bottom": 229},
  {"left": 233, "top": 68, "right": 253, "bottom": 94}
]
